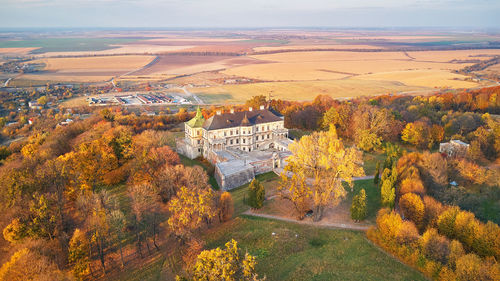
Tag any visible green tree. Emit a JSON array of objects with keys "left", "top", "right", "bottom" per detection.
[
  {"left": 351, "top": 189, "right": 367, "bottom": 222},
  {"left": 374, "top": 161, "right": 380, "bottom": 186},
  {"left": 247, "top": 179, "right": 265, "bottom": 209},
  {"left": 380, "top": 166, "right": 397, "bottom": 209}
]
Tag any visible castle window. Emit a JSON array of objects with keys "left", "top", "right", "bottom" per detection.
[
  {"left": 256, "top": 136, "right": 259, "bottom": 141},
  {"left": 230, "top": 130, "right": 233, "bottom": 136},
  {"left": 267, "top": 134, "right": 270, "bottom": 139},
  {"left": 267, "top": 125, "right": 269, "bottom": 130},
  {"left": 230, "top": 140, "right": 233, "bottom": 145},
  {"left": 224, "top": 131, "right": 227, "bottom": 136},
  {"left": 236, "top": 139, "right": 239, "bottom": 144},
  {"left": 243, "top": 139, "right": 246, "bottom": 143}
]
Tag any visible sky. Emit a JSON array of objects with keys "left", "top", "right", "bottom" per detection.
[{"left": 0, "top": 0, "right": 499, "bottom": 29}]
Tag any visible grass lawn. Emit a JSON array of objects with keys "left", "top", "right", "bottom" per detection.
[
  {"left": 362, "top": 150, "right": 386, "bottom": 176},
  {"left": 229, "top": 172, "right": 279, "bottom": 216},
  {"left": 288, "top": 129, "right": 312, "bottom": 140},
  {"left": 203, "top": 216, "right": 426, "bottom": 281}
]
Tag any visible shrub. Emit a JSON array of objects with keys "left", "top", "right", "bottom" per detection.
[{"left": 350, "top": 188, "right": 367, "bottom": 222}]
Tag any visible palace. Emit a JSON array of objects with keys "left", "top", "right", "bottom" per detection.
[{"left": 177, "top": 106, "right": 292, "bottom": 190}]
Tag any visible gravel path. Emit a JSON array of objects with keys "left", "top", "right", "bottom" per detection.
[{"left": 242, "top": 210, "right": 371, "bottom": 231}]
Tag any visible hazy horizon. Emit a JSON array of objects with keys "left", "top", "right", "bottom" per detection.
[{"left": 0, "top": 0, "right": 499, "bottom": 29}]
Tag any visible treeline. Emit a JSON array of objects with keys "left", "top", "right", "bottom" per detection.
[
  {"left": 368, "top": 150, "right": 500, "bottom": 280},
  {"left": 0, "top": 106, "right": 233, "bottom": 280}
]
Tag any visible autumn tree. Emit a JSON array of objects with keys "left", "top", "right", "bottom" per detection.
[
  {"left": 108, "top": 210, "right": 127, "bottom": 267},
  {"left": 355, "top": 129, "right": 381, "bottom": 152},
  {"left": 246, "top": 95, "right": 267, "bottom": 109},
  {"left": 68, "top": 228, "right": 90, "bottom": 280},
  {"left": 420, "top": 228, "right": 450, "bottom": 264},
  {"left": 399, "top": 177, "right": 425, "bottom": 196},
  {"left": 351, "top": 189, "right": 367, "bottom": 222},
  {"left": 167, "top": 186, "right": 216, "bottom": 241},
  {"left": 423, "top": 196, "right": 445, "bottom": 229},
  {"left": 77, "top": 190, "right": 117, "bottom": 274},
  {"left": 401, "top": 121, "right": 430, "bottom": 148},
  {"left": 247, "top": 179, "right": 265, "bottom": 209},
  {"left": 188, "top": 239, "right": 262, "bottom": 281},
  {"left": 129, "top": 183, "right": 161, "bottom": 255},
  {"left": 218, "top": 192, "right": 234, "bottom": 223},
  {"left": 154, "top": 165, "right": 208, "bottom": 204},
  {"left": 0, "top": 248, "right": 68, "bottom": 281},
  {"left": 279, "top": 125, "right": 364, "bottom": 221},
  {"left": 400, "top": 193, "right": 425, "bottom": 229}
]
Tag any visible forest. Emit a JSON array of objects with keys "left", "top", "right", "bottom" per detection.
[{"left": 0, "top": 86, "right": 499, "bottom": 280}]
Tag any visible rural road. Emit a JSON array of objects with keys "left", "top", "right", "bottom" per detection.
[
  {"left": 242, "top": 210, "right": 371, "bottom": 231},
  {"left": 3, "top": 78, "right": 12, "bottom": 87},
  {"left": 179, "top": 86, "right": 204, "bottom": 104}
]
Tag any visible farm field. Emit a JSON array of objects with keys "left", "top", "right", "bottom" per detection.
[
  {"left": 34, "top": 55, "right": 155, "bottom": 71},
  {"left": 191, "top": 79, "right": 428, "bottom": 103},
  {"left": 222, "top": 50, "right": 500, "bottom": 82},
  {"left": 19, "top": 55, "right": 156, "bottom": 82},
  {"left": 253, "top": 44, "right": 385, "bottom": 52},
  {"left": 3, "top": 31, "right": 500, "bottom": 104},
  {"left": 0, "top": 37, "right": 144, "bottom": 54},
  {"left": 128, "top": 55, "right": 263, "bottom": 77}
]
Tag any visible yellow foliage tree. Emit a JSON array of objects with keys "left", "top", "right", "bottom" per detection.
[
  {"left": 279, "top": 125, "right": 364, "bottom": 221},
  {"left": 190, "top": 239, "right": 262, "bottom": 281},
  {"left": 167, "top": 186, "right": 216, "bottom": 240}
]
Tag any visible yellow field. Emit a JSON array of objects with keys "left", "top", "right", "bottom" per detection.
[
  {"left": 222, "top": 50, "right": 480, "bottom": 81},
  {"left": 222, "top": 62, "right": 351, "bottom": 81},
  {"left": 34, "top": 55, "right": 155, "bottom": 71},
  {"left": 19, "top": 74, "right": 114, "bottom": 82},
  {"left": 356, "top": 70, "right": 480, "bottom": 89},
  {"left": 0, "top": 47, "right": 39, "bottom": 54},
  {"left": 253, "top": 44, "right": 384, "bottom": 52},
  {"left": 190, "top": 79, "right": 427, "bottom": 103},
  {"left": 39, "top": 45, "right": 194, "bottom": 57}
]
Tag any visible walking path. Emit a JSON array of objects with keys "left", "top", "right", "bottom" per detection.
[
  {"left": 242, "top": 210, "right": 371, "bottom": 231},
  {"left": 274, "top": 168, "right": 375, "bottom": 183}
]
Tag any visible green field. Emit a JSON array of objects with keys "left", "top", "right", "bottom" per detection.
[
  {"left": 104, "top": 173, "right": 423, "bottom": 281},
  {"left": 0, "top": 38, "right": 144, "bottom": 53},
  {"left": 203, "top": 216, "right": 426, "bottom": 281}
]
